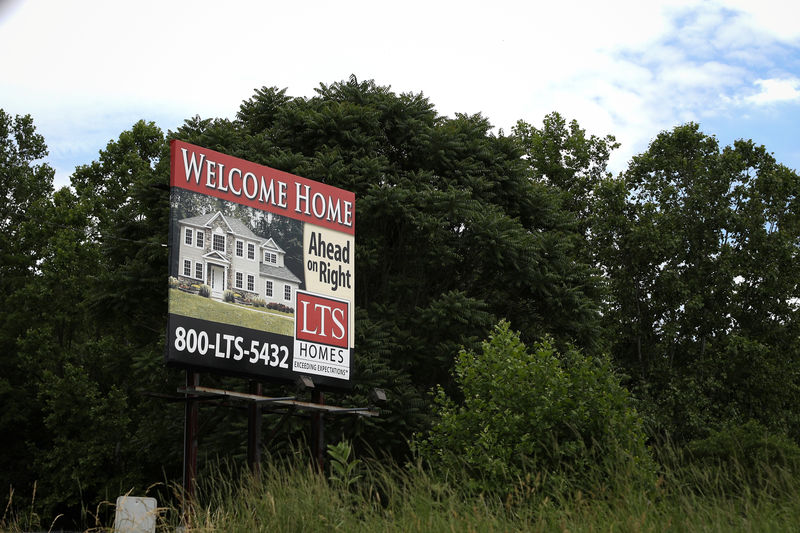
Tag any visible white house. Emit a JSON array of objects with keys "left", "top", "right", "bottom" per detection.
[{"left": 176, "top": 211, "right": 301, "bottom": 307}]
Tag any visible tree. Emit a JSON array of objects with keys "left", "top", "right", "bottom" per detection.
[
  {"left": 18, "top": 122, "right": 183, "bottom": 523},
  {"left": 2, "top": 80, "right": 611, "bottom": 524},
  {"left": 514, "top": 112, "right": 619, "bottom": 232},
  {"left": 593, "top": 123, "right": 800, "bottom": 441},
  {"left": 229, "top": 78, "right": 605, "bottom": 454},
  {"left": 0, "top": 109, "right": 55, "bottom": 502},
  {"left": 163, "top": 77, "right": 606, "bottom": 456},
  {"left": 414, "top": 321, "right": 652, "bottom": 494},
  {"left": 71, "top": 120, "right": 171, "bottom": 339}
]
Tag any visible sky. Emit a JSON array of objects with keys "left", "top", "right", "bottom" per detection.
[{"left": 1, "top": 0, "right": 799, "bottom": 189}]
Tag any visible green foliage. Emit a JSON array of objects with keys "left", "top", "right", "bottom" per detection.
[
  {"left": 181, "top": 76, "right": 605, "bottom": 458},
  {"left": 148, "top": 450, "right": 800, "bottom": 533},
  {"left": 198, "top": 284, "right": 211, "bottom": 298},
  {"left": 514, "top": 112, "right": 619, "bottom": 231},
  {"left": 592, "top": 122, "right": 800, "bottom": 442},
  {"left": 0, "top": 109, "right": 57, "bottom": 510},
  {"left": 327, "top": 440, "right": 362, "bottom": 490},
  {"left": 35, "top": 363, "right": 133, "bottom": 514},
  {"left": 415, "top": 321, "right": 653, "bottom": 494},
  {"left": 686, "top": 421, "right": 800, "bottom": 480},
  {"left": 6, "top": 82, "right": 800, "bottom": 528}
]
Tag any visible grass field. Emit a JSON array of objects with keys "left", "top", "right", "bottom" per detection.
[
  {"left": 163, "top": 453, "right": 800, "bottom": 533},
  {"left": 4, "top": 448, "right": 799, "bottom": 532},
  {"left": 168, "top": 288, "right": 294, "bottom": 335}
]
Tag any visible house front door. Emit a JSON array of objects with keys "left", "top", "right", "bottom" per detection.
[{"left": 210, "top": 265, "right": 225, "bottom": 299}]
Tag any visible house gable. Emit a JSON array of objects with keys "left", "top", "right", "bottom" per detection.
[
  {"left": 206, "top": 212, "right": 235, "bottom": 234},
  {"left": 203, "top": 250, "right": 230, "bottom": 264},
  {"left": 261, "top": 238, "right": 285, "bottom": 254}
]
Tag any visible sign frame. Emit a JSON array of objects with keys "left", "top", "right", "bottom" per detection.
[{"left": 165, "top": 140, "right": 355, "bottom": 389}]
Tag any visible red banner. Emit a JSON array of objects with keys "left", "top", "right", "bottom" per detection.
[{"left": 170, "top": 140, "right": 355, "bottom": 235}]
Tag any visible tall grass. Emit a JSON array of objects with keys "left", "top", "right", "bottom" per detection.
[
  {"left": 169, "top": 444, "right": 800, "bottom": 533},
  {"left": 4, "top": 443, "right": 798, "bottom": 532}
]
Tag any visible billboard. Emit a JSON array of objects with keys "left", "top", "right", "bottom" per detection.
[{"left": 166, "top": 141, "right": 355, "bottom": 387}]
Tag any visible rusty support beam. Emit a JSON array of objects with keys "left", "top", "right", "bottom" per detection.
[
  {"left": 247, "top": 381, "right": 263, "bottom": 478},
  {"left": 182, "top": 370, "right": 200, "bottom": 516},
  {"left": 311, "top": 390, "right": 325, "bottom": 472}
]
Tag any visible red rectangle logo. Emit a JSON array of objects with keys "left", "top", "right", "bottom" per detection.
[{"left": 295, "top": 292, "right": 349, "bottom": 348}]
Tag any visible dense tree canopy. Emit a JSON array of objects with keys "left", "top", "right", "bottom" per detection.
[
  {"left": 593, "top": 123, "right": 800, "bottom": 440},
  {"left": 2, "top": 77, "right": 799, "bottom": 527},
  {"left": 0, "top": 110, "right": 56, "bottom": 502}
]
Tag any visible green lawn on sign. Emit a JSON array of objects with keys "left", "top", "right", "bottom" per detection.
[{"left": 168, "top": 288, "right": 294, "bottom": 335}]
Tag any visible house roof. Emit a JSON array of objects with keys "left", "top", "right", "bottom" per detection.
[
  {"left": 179, "top": 211, "right": 261, "bottom": 242},
  {"left": 180, "top": 212, "right": 216, "bottom": 227},
  {"left": 260, "top": 263, "right": 302, "bottom": 284},
  {"left": 226, "top": 217, "right": 261, "bottom": 241},
  {"left": 261, "top": 237, "right": 285, "bottom": 254}
]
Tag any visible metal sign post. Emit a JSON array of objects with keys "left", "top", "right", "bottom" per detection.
[
  {"left": 247, "top": 381, "right": 263, "bottom": 477},
  {"left": 311, "top": 390, "right": 324, "bottom": 471},
  {"left": 182, "top": 370, "right": 199, "bottom": 514},
  {"left": 175, "top": 384, "right": 379, "bottom": 486}
]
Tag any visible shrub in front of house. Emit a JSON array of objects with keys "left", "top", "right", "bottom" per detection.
[
  {"left": 252, "top": 297, "right": 266, "bottom": 308},
  {"left": 168, "top": 276, "right": 179, "bottom": 289},
  {"left": 198, "top": 284, "right": 211, "bottom": 298},
  {"left": 266, "top": 302, "right": 294, "bottom": 314},
  {"left": 223, "top": 290, "right": 235, "bottom": 303}
]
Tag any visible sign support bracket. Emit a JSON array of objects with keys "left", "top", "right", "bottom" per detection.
[{"left": 176, "top": 383, "right": 378, "bottom": 486}]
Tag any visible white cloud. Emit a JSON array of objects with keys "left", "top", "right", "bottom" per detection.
[
  {"left": 712, "top": 0, "right": 800, "bottom": 43},
  {"left": 1, "top": 0, "right": 798, "bottom": 185},
  {"left": 746, "top": 78, "right": 800, "bottom": 105}
]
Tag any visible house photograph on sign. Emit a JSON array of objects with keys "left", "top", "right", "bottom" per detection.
[{"left": 169, "top": 190, "right": 304, "bottom": 337}]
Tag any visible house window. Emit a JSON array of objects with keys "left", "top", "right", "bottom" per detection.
[
  {"left": 213, "top": 234, "right": 225, "bottom": 253},
  {"left": 264, "top": 252, "right": 277, "bottom": 264},
  {"left": 195, "top": 262, "right": 203, "bottom": 280},
  {"left": 247, "top": 243, "right": 255, "bottom": 260},
  {"left": 247, "top": 274, "right": 255, "bottom": 292},
  {"left": 183, "top": 259, "right": 191, "bottom": 277},
  {"left": 284, "top": 285, "right": 292, "bottom": 301},
  {"left": 196, "top": 230, "right": 204, "bottom": 248},
  {"left": 235, "top": 271, "right": 243, "bottom": 289},
  {"left": 265, "top": 280, "right": 273, "bottom": 297},
  {"left": 236, "top": 240, "right": 243, "bottom": 257},
  {"left": 184, "top": 228, "right": 193, "bottom": 246}
]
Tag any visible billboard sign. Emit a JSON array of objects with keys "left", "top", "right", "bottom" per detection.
[{"left": 166, "top": 141, "right": 355, "bottom": 387}]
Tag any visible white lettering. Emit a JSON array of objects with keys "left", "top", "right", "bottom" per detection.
[
  {"left": 258, "top": 176, "right": 277, "bottom": 205},
  {"left": 229, "top": 168, "right": 242, "bottom": 196},
  {"left": 314, "top": 303, "right": 332, "bottom": 337},
  {"left": 312, "top": 192, "right": 326, "bottom": 219},
  {"left": 217, "top": 163, "right": 228, "bottom": 192},
  {"left": 332, "top": 307, "right": 346, "bottom": 340},
  {"left": 181, "top": 148, "right": 206, "bottom": 185},
  {"left": 299, "top": 301, "right": 317, "bottom": 334},
  {"left": 205, "top": 160, "right": 217, "bottom": 188},
  {"left": 243, "top": 172, "right": 258, "bottom": 199},
  {"left": 343, "top": 200, "right": 353, "bottom": 227},
  {"left": 295, "top": 184, "right": 311, "bottom": 215},
  {"left": 326, "top": 196, "right": 341, "bottom": 223},
  {"left": 278, "top": 181, "right": 288, "bottom": 208}
]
